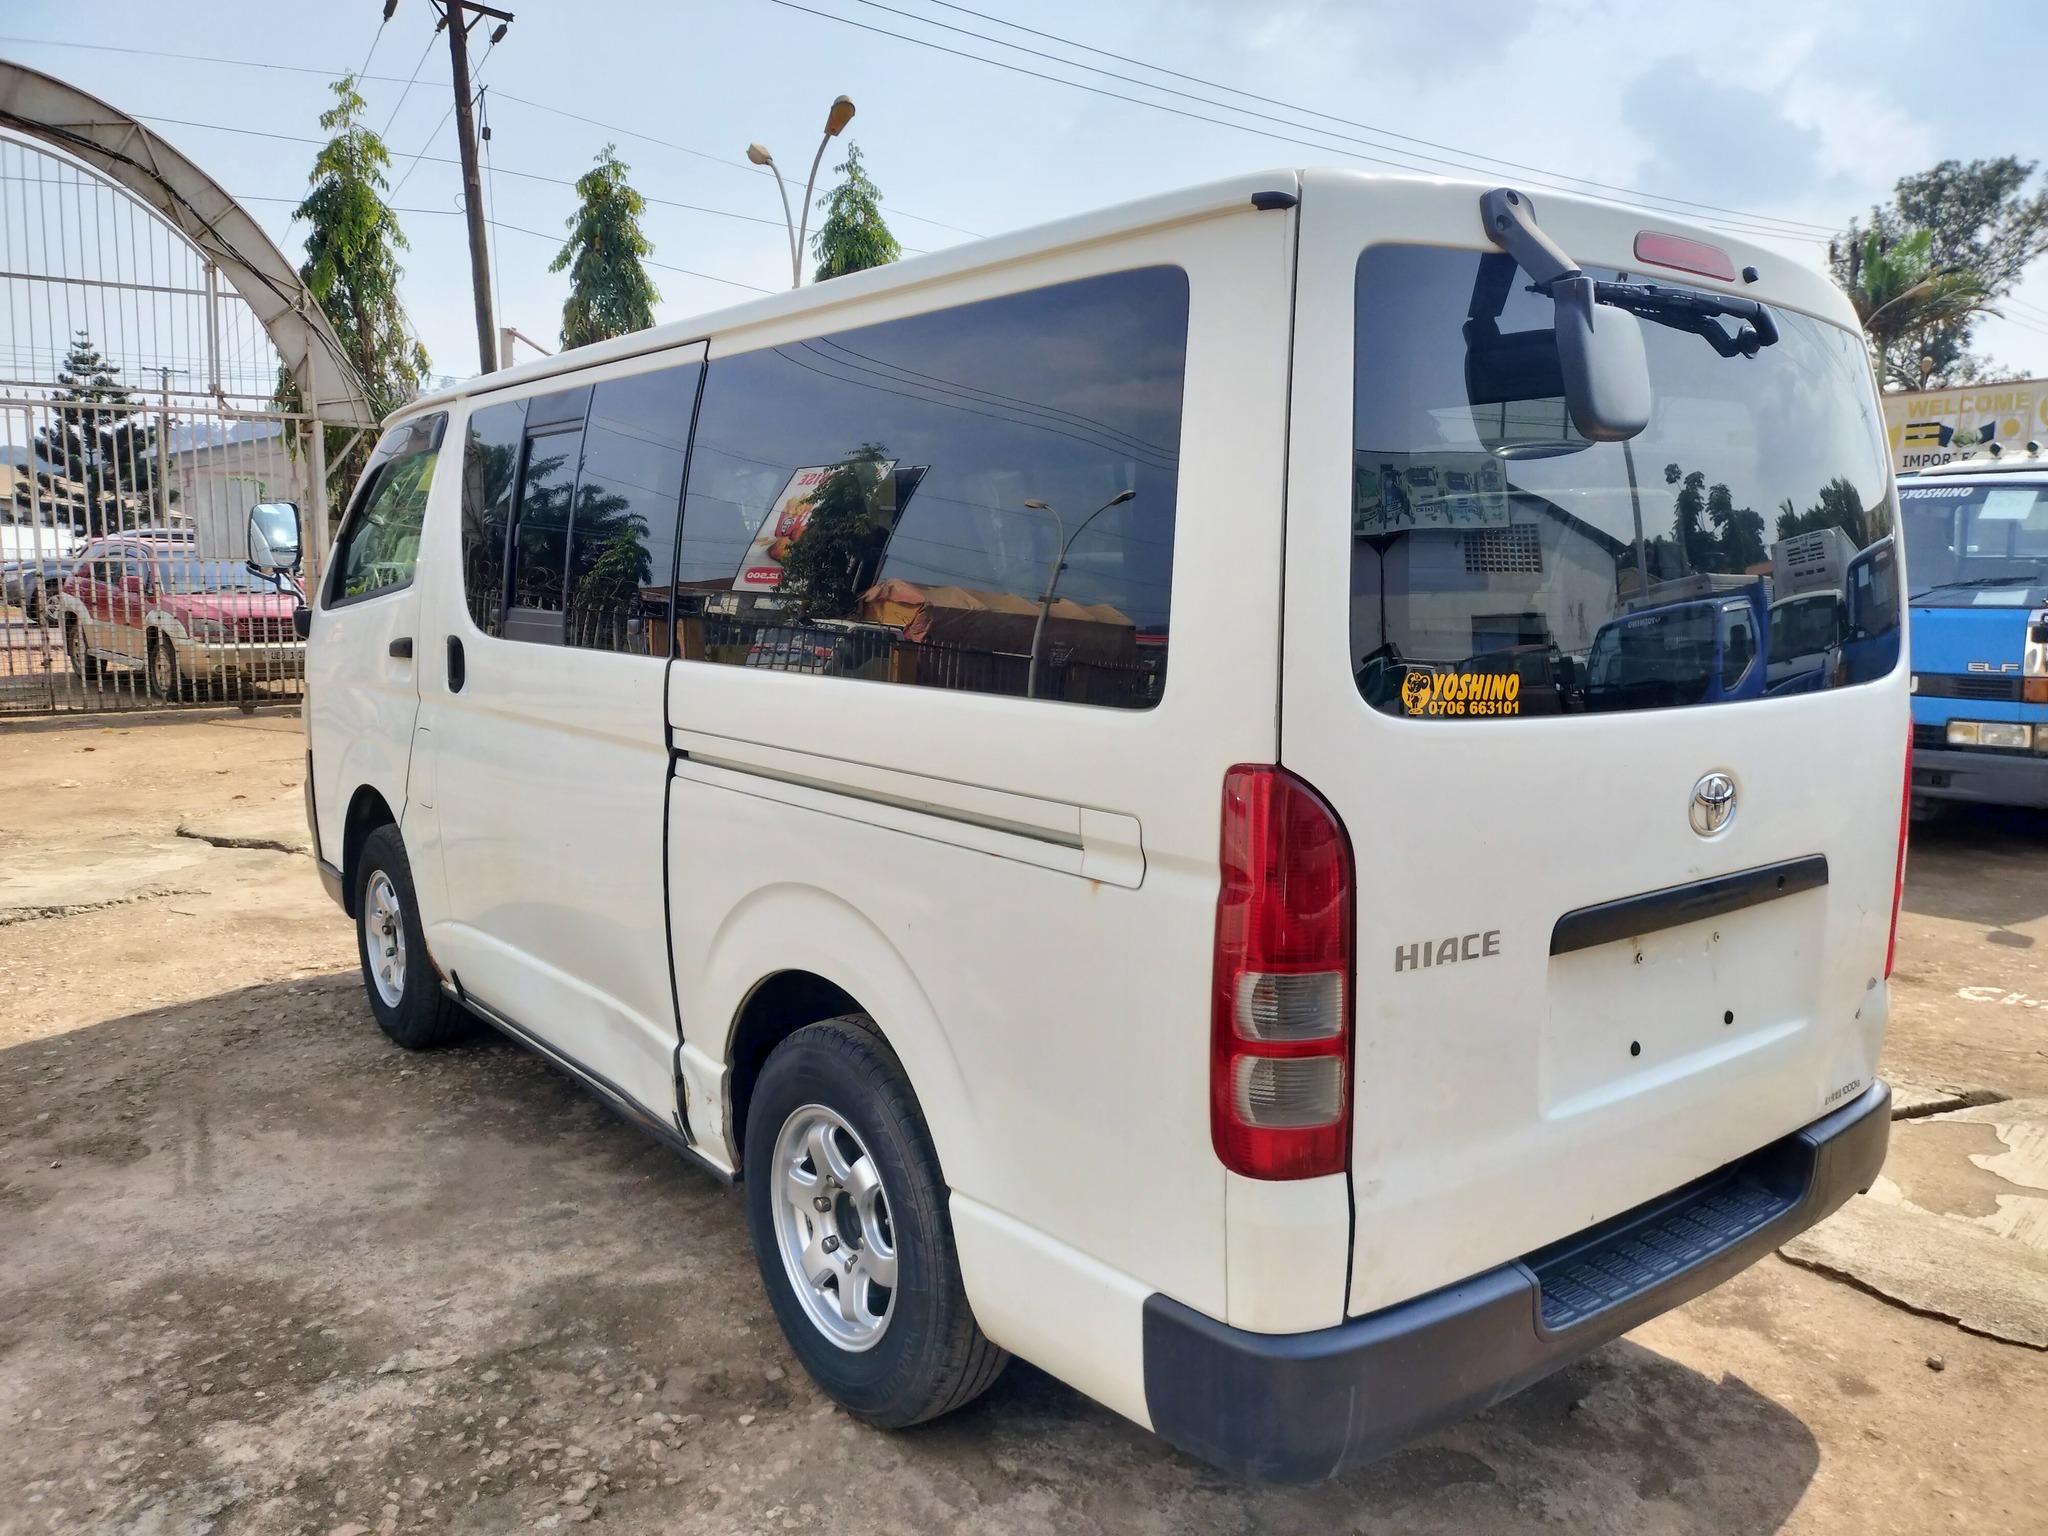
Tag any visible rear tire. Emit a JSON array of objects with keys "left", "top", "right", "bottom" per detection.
[
  {"left": 744, "top": 1016, "right": 1007, "bottom": 1428},
  {"left": 354, "top": 824, "right": 472, "bottom": 1050}
]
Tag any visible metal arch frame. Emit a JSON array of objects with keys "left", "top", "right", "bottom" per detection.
[{"left": 0, "top": 59, "right": 376, "bottom": 431}]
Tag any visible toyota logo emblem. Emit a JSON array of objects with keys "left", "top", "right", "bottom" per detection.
[{"left": 1690, "top": 772, "right": 1737, "bottom": 837}]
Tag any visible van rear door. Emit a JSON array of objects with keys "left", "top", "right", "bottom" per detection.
[{"left": 1280, "top": 171, "right": 1908, "bottom": 1318}]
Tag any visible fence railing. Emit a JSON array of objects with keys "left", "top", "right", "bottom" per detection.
[{"left": 2, "top": 395, "right": 316, "bottom": 715}]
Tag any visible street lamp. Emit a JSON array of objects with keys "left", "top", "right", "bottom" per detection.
[
  {"left": 1023, "top": 489, "right": 1135, "bottom": 700},
  {"left": 747, "top": 95, "right": 855, "bottom": 290}
]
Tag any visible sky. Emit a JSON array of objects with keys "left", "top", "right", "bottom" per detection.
[{"left": 4, "top": 0, "right": 2048, "bottom": 389}]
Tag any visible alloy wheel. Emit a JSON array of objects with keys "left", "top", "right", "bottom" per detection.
[
  {"left": 770, "top": 1104, "right": 898, "bottom": 1350},
  {"left": 364, "top": 869, "right": 407, "bottom": 1007}
]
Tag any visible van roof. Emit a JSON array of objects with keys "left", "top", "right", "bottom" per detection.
[{"left": 398, "top": 167, "right": 1835, "bottom": 422}]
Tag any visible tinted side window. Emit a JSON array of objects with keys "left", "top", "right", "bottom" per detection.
[
  {"left": 461, "top": 399, "right": 526, "bottom": 636},
  {"left": 510, "top": 425, "right": 582, "bottom": 625},
  {"left": 328, "top": 414, "right": 448, "bottom": 606},
  {"left": 678, "top": 267, "right": 1188, "bottom": 708},
  {"left": 565, "top": 364, "right": 699, "bottom": 655}
]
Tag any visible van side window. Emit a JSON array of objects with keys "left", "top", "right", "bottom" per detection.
[
  {"left": 564, "top": 364, "right": 699, "bottom": 655},
  {"left": 677, "top": 267, "right": 1188, "bottom": 707},
  {"left": 327, "top": 413, "right": 448, "bottom": 606},
  {"left": 461, "top": 399, "right": 527, "bottom": 636}
]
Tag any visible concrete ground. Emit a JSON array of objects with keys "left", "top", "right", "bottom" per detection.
[{"left": 1, "top": 714, "right": 2044, "bottom": 1536}]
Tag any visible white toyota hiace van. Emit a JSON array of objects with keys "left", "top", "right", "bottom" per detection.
[{"left": 300, "top": 170, "right": 1905, "bottom": 1481}]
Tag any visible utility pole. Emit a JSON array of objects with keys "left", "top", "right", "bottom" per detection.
[{"left": 435, "top": 0, "right": 511, "bottom": 374}]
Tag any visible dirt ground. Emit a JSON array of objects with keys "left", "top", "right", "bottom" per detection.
[{"left": 1, "top": 713, "right": 2044, "bottom": 1536}]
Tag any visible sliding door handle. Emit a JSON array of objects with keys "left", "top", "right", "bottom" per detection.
[{"left": 446, "top": 635, "right": 467, "bottom": 693}]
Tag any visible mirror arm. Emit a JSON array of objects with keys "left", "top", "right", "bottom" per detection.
[{"left": 1479, "top": 188, "right": 1579, "bottom": 289}]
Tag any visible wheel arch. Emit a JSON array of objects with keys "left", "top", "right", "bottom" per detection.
[
  {"left": 339, "top": 783, "right": 399, "bottom": 919},
  {"left": 692, "top": 884, "right": 977, "bottom": 1189}
]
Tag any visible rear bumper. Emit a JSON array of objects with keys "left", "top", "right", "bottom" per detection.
[
  {"left": 1142, "top": 1080, "right": 1890, "bottom": 1483},
  {"left": 1912, "top": 746, "right": 2048, "bottom": 809}
]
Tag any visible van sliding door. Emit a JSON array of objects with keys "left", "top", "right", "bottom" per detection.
[{"left": 419, "top": 348, "right": 706, "bottom": 1120}]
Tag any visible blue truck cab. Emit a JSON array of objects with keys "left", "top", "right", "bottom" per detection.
[
  {"left": 1900, "top": 458, "right": 2048, "bottom": 810},
  {"left": 1584, "top": 580, "right": 1769, "bottom": 712}
]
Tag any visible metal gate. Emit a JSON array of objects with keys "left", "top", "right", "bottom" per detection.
[{"left": 1, "top": 131, "right": 338, "bottom": 714}]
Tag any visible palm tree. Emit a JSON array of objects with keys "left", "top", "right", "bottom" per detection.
[{"left": 1838, "top": 227, "right": 1993, "bottom": 391}]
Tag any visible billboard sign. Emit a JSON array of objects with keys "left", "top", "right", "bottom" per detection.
[{"left": 1883, "top": 380, "right": 2048, "bottom": 471}]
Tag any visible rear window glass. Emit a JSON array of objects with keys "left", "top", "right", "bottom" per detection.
[{"left": 1350, "top": 245, "right": 1899, "bottom": 718}]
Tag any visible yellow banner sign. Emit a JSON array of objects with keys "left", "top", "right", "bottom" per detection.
[{"left": 1883, "top": 380, "right": 2048, "bottom": 471}]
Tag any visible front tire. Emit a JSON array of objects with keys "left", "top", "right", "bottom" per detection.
[
  {"left": 147, "top": 635, "right": 185, "bottom": 701},
  {"left": 64, "top": 618, "right": 98, "bottom": 682},
  {"left": 354, "top": 824, "right": 471, "bottom": 1049},
  {"left": 745, "top": 1016, "right": 1007, "bottom": 1428}
]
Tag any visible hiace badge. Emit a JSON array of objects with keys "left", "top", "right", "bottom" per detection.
[{"left": 1394, "top": 930, "right": 1501, "bottom": 972}]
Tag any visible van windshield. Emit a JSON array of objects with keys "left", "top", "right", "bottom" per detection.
[{"left": 1350, "top": 244, "right": 1899, "bottom": 718}]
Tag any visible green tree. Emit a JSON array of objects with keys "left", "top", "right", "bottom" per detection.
[
  {"left": 1705, "top": 482, "right": 1766, "bottom": 571},
  {"left": 278, "top": 74, "right": 430, "bottom": 508},
  {"left": 1834, "top": 228, "right": 1993, "bottom": 391},
  {"left": 780, "top": 444, "right": 890, "bottom": 621},
  {"left": 1776, "top": 478, "right": 1868, "bottom": 545},
  {"left": 551, "top": 146, "right": 660, "bottom": 350},
  {"left": 14, "top": 333, "right": 165, "bottom": 536},
  {"left": 1832, "top": 157, "right": 2048, "bottom": 389},
  {"left": 810, "top": 144, "right": 901, "bottom": 282},
  {"left": 1664, "top": 463, "right": 1764, "bottom": 572}
]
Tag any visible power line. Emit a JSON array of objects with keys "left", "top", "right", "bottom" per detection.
[
  {"left": 758, "top": 0, "right": 1836, "bottom": 245},
  {"left": 488, "top": 218, "right": 775, "bottom": 294},
  {"left": 0, "top": 34, "right": 980, "bottom": 239},
  {"left": 355, "top": 10, "right": 389, "bottom": 82},
  {"left": 898, "top": 0, "right": 1842, "bottom": 240},
  {"left": 392, "top": 31, "right": 497, "bottom": 195},
  {"left": 231, "top": 192, "right": 776, "bottom": 295},
  {"left": 480, "top": 89, "right": 981, "bottom": 238},
  {"left": 377, "top": 31, "right": 440, "bottom": 138},
  {"left": 129, "top": 111, "right": 897, "bottom": 245}
]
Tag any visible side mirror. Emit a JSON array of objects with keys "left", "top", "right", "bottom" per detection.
[
  {"left": 292, "top": 605, "right": 312, "bottom": 640},
  {"left": 1478, "top": 189, "right": 1651, "bottom": 445},
  {"left": 1550, "top": 276, "right": 1651, "bottom": 442},
  {"left": 248, "top": 501, "right": 301, "bottom": 574}
]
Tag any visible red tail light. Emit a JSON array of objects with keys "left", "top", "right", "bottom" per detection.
[
  {"left": 1211, "top": 766, "right": 1355, "bottom": 1180},
  {"left": 1887, "top": 722, "right": 1911, "bottom": 978}
]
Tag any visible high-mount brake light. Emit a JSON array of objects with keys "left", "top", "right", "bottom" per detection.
[
  {"left": 1211, "top": 766, "right": 1355, "bottom": 1180},
  {"left": 1634, "top": 231, "right": 1738, "bottom": 283},
  {"left": 1887, "top": 722, "right": 1911, "bottom": 979}
]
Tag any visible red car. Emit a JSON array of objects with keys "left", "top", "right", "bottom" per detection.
[{"left": 58, "top": 535, "right": 304, "bottom": 698}]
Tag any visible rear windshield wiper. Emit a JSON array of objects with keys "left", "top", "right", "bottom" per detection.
[{"left": 1578, "top": 282, "right": 1779, "bottom": 359}]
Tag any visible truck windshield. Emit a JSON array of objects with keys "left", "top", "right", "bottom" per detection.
[
  {"left": 1900, "top": 480, "right": 2048, "bottom": 603},
  {"left": 1351, "top": 244, "right": 1898, "bottom": 719}
]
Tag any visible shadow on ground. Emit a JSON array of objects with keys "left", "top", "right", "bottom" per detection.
[
  {"left": 1903, "top": 803, "right": 2048, "bottom": 931},
  {"left": 0, "top": 975, "right": 1819, "bottom": 1535}
]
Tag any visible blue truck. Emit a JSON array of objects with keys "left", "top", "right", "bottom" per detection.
[{"left": 1900, "top": 456, "right": 2048, "bottom": 811}]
